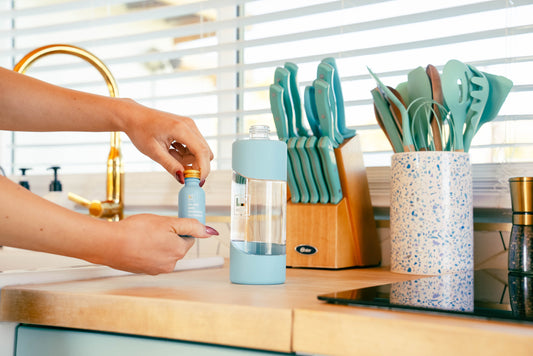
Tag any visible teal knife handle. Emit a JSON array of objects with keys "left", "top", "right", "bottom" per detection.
[
  {"left": 274, "top": 67, "right": 296, "bottom": 137},
  {"left": 305, "top": 136, "right": 329, "bottom": 204},
  {"left": 296, "top": 137, "right": 319, "bottom": 204},
  {"left": 269, "top": 84, "right": 289, "bottom": 140},
  {"left": 321, "top": 57, "right": 356, "bottom": 139},
  {"left": 284, "top": 139, "right": 300, "bottom": 204},
  {"left": 317, "top": 63, "right": 337, "bottom": 123},
  {"left": 303, "top": 86, "right": 321, "bottom": 137},
  {"left": 285, "top": 62, "right": 310, "bottom": 137},
  {"left": 287, "top": 137, "right": 309, "bottom": 203},
  {"left": 313, "top": 79, "right": 342, "bottom": 148},
  {"left": 317, "top": 137, "right": 343, "bottom": 204},
  {"left": 316, "top": 78, "right": 343, "bottom": 145}
]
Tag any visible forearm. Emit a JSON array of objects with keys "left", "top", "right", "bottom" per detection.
[
  {"left": 0, "top": 176, "right": 112, "bottom": 264},
  {"left": 0, "top": 67, "right": 129, "bottom": 132}
]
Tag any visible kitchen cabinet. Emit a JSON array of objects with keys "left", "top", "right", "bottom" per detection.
[{"left": 15, "top": 325, "right": 287, "bottom": 356}]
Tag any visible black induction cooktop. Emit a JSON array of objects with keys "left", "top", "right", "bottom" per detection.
[{"left": 318, "top": 269, "right": 533, "bottom": 324}]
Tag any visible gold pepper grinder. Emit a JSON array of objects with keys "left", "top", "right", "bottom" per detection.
[{"left": 508, "top": 177, "right": 533, "bottom": 274}]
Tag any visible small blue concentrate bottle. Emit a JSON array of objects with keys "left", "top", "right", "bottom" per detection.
[
  {"left": 178, "top": 170, "right": 205, "bottom": 236},
  {"left": 230, "top": 125, "right": 287, "bottom": 285}
]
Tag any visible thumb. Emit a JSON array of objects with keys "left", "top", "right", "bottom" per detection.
[{"left": 173, "top": 218, "right": 219, "bottom": 239}]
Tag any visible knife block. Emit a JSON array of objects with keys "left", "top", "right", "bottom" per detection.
[{"left": 286, "top": 135, "right": 381, "bottom": 269}]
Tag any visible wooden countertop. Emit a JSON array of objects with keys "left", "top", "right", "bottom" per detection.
[{"left": 1, "top": 262, "right": 532, "bottom": 355}]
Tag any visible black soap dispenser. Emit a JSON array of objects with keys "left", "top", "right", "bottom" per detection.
[
  {"left": 48, "top": 166, "right": 62, "bottom": 192},
  {"left": 19, "top": 168, "right": 31, "bottom": 190}
]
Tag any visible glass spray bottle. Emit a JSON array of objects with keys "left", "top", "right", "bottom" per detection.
[{"left": 230, "top": 125, "right": 287, "bottom": 284}]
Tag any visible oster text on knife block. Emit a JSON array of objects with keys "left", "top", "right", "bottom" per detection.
[{"left": 286, "top": 135, "right": 381, "bottom": 269}]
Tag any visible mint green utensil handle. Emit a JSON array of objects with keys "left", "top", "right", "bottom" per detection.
[
  {"left": 368, "top": 67, "right": 413, "bottom": 151},
  {"left": 371, "top": 88, "right": 404, "bottom": 153}
]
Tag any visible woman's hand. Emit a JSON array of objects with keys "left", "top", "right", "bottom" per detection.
[
  {"left": 100, "top": 214, "right": 218, "bottom": 275},
  {"left": 120, "top": 99, "right": 214, "bottom": 183}
]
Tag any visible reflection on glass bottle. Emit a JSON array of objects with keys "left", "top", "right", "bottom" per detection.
[
  {"left": 390, "top": 271, "right": 474, "bottom": 312},
  {"left": 508, "top": 273, "right": 533, "bottom": 320}
]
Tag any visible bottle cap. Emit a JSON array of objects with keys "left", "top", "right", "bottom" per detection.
[{"left": 184, "top": 169, "right": 201, "bottom": 179}]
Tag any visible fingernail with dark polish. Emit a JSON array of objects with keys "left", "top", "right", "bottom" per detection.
[
  {"left": 205, "top": 226, "right": 219, "bottom": 236},
  {"left": 176, "top": 170, "right": 184, "bottom": 184},
  {"left": 199, "top": 179, "right": 206, "bottom": 188}
]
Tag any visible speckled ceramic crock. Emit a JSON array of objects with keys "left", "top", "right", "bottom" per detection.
[{"left": 390, "top": 152, "right": 473, "bottom": 275}]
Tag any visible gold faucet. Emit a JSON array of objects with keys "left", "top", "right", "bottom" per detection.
[{"left": 14, "top": 44, "right": 124, "bottom": 221}]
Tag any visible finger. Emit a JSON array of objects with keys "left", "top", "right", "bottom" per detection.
[
  {"left": 171, "top": 141, "right": 189, "bottom": 156},
  {"left": 170, "top": 142, "right": 212, "bottom": 181},
  {"left": 169, "top": 145, "right": 195, "bottom": 168},
  {"left": 171, "top": 127, "right": 213, "bottom": 180},
  {"left": 154, "top": 148, "right": 186, "bottom": 182},
  {"left": 171, "top": 218, "right": 219, "bottom": 239}
]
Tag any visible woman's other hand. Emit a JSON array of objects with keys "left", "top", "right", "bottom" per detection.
[{"left": 102, "top": 214, "right": 219, "bottom": 275}]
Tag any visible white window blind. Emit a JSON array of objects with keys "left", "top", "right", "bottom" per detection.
[{"left": 0, "top": 0, "right": 532, "bottom": 178}]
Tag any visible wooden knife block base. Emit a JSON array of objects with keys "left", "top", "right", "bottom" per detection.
[{"left": 286, "top": 135, "right": 381, "bottom": 269}]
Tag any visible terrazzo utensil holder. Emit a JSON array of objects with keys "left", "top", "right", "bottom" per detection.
[{"left": 390, "top": 152, "right": 473, "bottom": 275}]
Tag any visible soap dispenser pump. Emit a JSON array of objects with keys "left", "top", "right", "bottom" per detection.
[
  {"left": 18, "top": 168, "right": 31, "bottom": 190},
  {"left": 43, "top": 166, "right": 71, "bottom": 209}
]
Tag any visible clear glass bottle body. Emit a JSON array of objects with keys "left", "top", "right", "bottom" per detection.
[{"left": 231, "top": 173, "right": 286, "bottom": 255}]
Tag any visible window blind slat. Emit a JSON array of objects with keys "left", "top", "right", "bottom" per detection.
[{"left": 1, "top": 0, "right": 532, "bottom": 174}]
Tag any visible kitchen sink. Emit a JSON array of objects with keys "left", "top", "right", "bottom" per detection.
[{"left": 0, "top": 247, "right": 224, "bottom": 289}]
